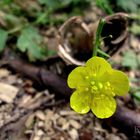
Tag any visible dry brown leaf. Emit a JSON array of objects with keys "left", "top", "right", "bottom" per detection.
[
  {"left": 0, "top": 69, "right": 10, "bottom": 78},
  {"left": 0, "top": 82, "right": 19, "bottom": 103}
]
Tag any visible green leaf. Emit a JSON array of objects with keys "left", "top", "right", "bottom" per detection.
[
  {"left": 47, "top": 50, "right": 57, "bottom": 56},
  {"left": 2, "top": 0, "right": 13, "bottom": 5},
  {"left": 122, "top": 50, "right": 139, "bottom": 69},
  {"left": 97, "top": 49, "right": 110, "bottom": 58},
  {"left": 17, "top": 26, "right": 47, "bottom": 61},
  {"left": 131, "top": 87, "right": 140, "bottom": 103},
  {"left": 4, "top": 14, "right": 19, "bottom": 25},
  {"left": 0, "top": 29, "right": 8, "bottom": 52},
  {"left": 129, "top": 23, "right": 140, "bottom": 35},
  {"left": 117, "top": 0, "right": 140, "bottom": 13},
  {"left": 133, "top": 91, "right": 140, "bottom": 101},
  {"left": 96, "top": 0, "right": 113, "bottom": 14},
  {"left": 38, "top": 0, "right": 72, "bottom": 11}
]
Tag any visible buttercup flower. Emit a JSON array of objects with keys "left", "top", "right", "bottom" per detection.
[{"left": 67, "top": 57, "right": 129, "bottom": 119}]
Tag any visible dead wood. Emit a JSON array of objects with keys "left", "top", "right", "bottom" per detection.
[
  {"left": 105, "top": 106, "right": 140, "bottom": 139},
  {"left": 3, "top": 57, "right": 72, "bottom": 97},
  {"left": 0, "top": 113, "right": 30, "bottom": 140}
]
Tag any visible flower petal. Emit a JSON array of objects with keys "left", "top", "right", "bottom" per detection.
[
  {"left": 86, "top": 57, "right": 112, "bottom": 76},
  {"left": 91, "top": 94, "right": 116, "bottom": 119},
  {"left": 67, "top": 66, "right": 89, "bottom": 89},
  {"left": 70, "top": 90, "right": 91, "bottom": 114},
  {"left": 102, "top": 70, "right": 129, "bottom": 96}
]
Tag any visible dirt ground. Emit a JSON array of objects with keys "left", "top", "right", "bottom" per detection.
[{"left": 0, "top": 1, "right": 140, "bottom": 140}]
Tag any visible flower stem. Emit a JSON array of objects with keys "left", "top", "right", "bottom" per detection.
[{"left": 93, "top": 18, "right": 105, "bottom": 56}]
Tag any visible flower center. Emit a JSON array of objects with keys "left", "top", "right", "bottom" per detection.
[
  {"left": 84, "top": 75, "right": 115, "bottom": 96},
  {"left": 90, "top": 81, "right": 103, "bottom": 92},
  {"left": 90, "top": 80, "right": 114, "bottom": 96}
]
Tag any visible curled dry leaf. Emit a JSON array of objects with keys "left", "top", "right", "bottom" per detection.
[
  {"left": 57, "top": 13, "right": 128, "bottom": 65},
  {"left": 57, "top": 16, "right": 92, "bottom": 66},
  {"left": 101, "top": 12, "right": 128, "bottom": 55}
]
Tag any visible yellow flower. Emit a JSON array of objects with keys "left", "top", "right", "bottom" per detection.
[{"left": 67, "top": 57, "right": 129, "bottom": 119}]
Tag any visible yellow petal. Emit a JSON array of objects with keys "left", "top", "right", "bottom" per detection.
[
  {"left": 102, "top": 69, "right": 129, "bottom": 96},
  {"left": 67, "top": 66, "right": 89, "bottom": 89},
  {"left": 70, "top": 90, "right": 91, "bottom": 114},
  {"left": 107, "top": 70, "right": 129, "bottom": 96},
  {"left": 91, "top": 94, "right": 116, "bottom": 119},
  {"left": 86, "top": 57, "right": 112, "bottom": 77}
]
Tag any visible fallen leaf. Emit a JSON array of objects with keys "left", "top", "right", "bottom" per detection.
[
  {"left": 0, "top": 29, "right": 8, "bottom": 52},
  {"left": 0, "top": 82, "right": 19, "bottom": 103},
  {"left": 0, "top": 69, "right": 10, "bottom": 78}
]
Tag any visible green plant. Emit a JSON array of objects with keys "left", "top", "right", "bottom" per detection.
[
  {"left": 116, "top": 0, "right": 140, "bottom": 13},
  {"left": 36, "top": 0, "right": 90, "bottom": 25},
  {"left": 130, "top": 87, "right": 140, "bottom": 104},
  {"left": 129, "top": 22, "right": 140, "bottom": 35},
  {"left": 17, "top": 26, "right": 47, "bottom": 61},
  {"left": 0, "top": 29, "right": 8, "bottom": 52},
  {"left": 0, "top": 0, "right": 92, "bottom": 61},
  {"left": 92, "top": 18, "right": 110, "bottom": 59},
  {"left": 96, "top": 0, "right": 113, "bottom": 14},
  {"left": 67, "top": 18, "right": 129, "bottom": 119},
  {"left": 122, "top": 50, "right": 140, "bottom": 70}
]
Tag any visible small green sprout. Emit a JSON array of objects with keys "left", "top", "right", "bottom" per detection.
[{"left": 67, "top": 57, "right": 129, "bottom": 119}]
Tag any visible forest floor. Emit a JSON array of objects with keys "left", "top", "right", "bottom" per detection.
[{"left": 0, "top": 1, "right": 140, "bottom": 140}]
